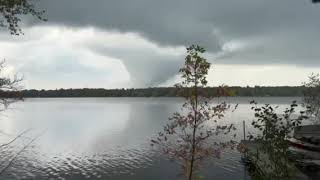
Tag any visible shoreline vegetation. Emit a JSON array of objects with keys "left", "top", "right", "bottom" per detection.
[{"left": 1, "top": 86, "right": 306, "bottom": 98}]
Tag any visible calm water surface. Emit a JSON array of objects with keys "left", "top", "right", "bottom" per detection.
[{"left": 0, "top": 97, "right": 302, "bottom": 180}]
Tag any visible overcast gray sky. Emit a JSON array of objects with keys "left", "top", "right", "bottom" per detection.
[{"left": 0, "top": 0, "right": 320, "bottom": 89}]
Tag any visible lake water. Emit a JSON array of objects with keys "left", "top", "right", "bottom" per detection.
[{"left": 0, "top": 97, "right": 302, "bottom": 180}]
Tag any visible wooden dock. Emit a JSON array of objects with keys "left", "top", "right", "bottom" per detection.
[{"left": 294, "top": 125, "right": 320, "bottom": 140}]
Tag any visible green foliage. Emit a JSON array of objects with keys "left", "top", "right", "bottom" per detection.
[
  {"left": 303, "top": 73, "right": 320, "bottom": 124},
  {"left": 151, "top": 45, "right": 235, "bottom": 180},
  {"left": 247, "top": 101, "right": 308, "bottom": 180},
  {"left": 0, "top": 0, "right": 46, "bottom": 35},
  {"left": 179, "top": 45, "right": 210, "bottom": 87}
]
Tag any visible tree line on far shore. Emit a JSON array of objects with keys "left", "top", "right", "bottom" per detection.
[{"left": 3, "top": 86, "right": 305, "bottom": 98}]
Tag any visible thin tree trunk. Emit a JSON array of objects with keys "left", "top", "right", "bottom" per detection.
[
  {"left": 189, "top": 122, "right": 196, "bottom": 180},
  {"left": 188, "top": 81, "right": 198, "bottom": 180}
]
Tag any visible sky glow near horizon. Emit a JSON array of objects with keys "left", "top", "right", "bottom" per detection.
[{"left": 1, "top": 0, "right": 320, "bottom": 89}]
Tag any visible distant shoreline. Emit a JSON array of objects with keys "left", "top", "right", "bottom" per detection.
[{"left": 17, "top": 86, "right": 305, "bottom": 98}]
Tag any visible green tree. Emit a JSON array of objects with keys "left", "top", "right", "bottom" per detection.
[
  {"left": 0, "top": 0, "right": 46, "bottom": 35},
  {"left": 151, "top": 45, "right": 236, "bottom": 180},
  {"left": 303, "top": 73, "right": 320, "bottom": 124},
  {"left": 245, "top": 101, "right": 308, "bottom": 180}
]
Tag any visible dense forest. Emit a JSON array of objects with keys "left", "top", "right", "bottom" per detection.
[{"left": 6, "top": 86, "right": 306, "bottom": 98}]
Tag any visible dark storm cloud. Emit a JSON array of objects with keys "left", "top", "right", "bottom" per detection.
[
  {"left": 33, "top": 0, "right": 320, "bottom": 65},
  {"left": 6, "top": 0, "right": 318, "bottom": 88},
  {"left": 35, "top": 0, "right": 223, "bottom": 51}
]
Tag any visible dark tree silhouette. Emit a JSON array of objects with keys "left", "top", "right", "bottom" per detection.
[
  {"left": 0, "top": 60, "right": 23, "bottom": 110},
  {"left": 0, "top": 0, "right": 46, "bottom": 35},
  {"left": 0, "top": 0, "right": 46, "bottom": 176},
  {"left": 303, "top": 73, "right": 320, "bottom": 124}
]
